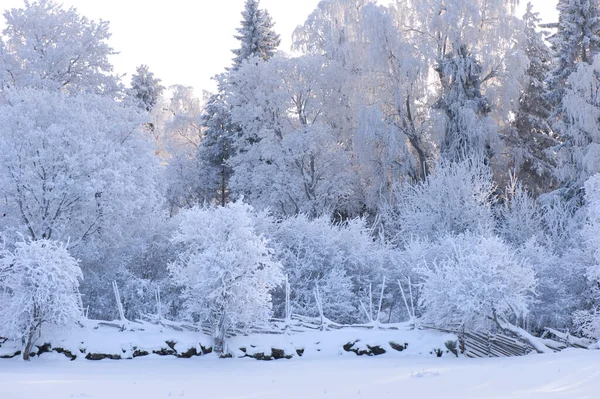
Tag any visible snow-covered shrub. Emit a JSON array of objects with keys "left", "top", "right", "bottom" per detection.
[
  {"left": 384, "top": 158, "right": 496, "bottom": 246},
  {"left": 269, "top": 214, "right": 389, "bottom": 324},
  {"left": 168, "top": 201, "right": 283, "bottom": 353},
  {"left": 496, "top": 181, "right": 542, "bottom": 246},
  {"left": 415, "top": 233, "right": 536, "bottom": 331},
  {"left": 0, "top": 239, "right": 83, "bottom": 360}
]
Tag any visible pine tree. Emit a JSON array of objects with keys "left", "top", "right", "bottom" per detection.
[
  {"left": 129, "top": 64, "right": 164, "bottom": 112},
  {"left": 198, "top": 0, "right": 280, "bottom": 206},
  {"left": 231, "top": 0, "right": 281, "bottom": 69},
  {"left": 506, "top": 3, "right": 556, "bottom": 195}
]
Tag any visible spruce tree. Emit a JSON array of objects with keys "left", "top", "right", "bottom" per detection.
[
  {"left": 547, "top": 0, "right": 600, "bottom": 107},
  {"left": 231, "top": 0, "right": 281, "bottom": 69},
  {"left": 434, "top": 44, "right": 493, "bottom": 162},
  {"left": 506, "top": 3, "right": 556, "bottom": 195},
  {"left": 547, "top": 0, "right": 600, "bottom": 190},
  {"left": 129, "top": 64, "right": 165, "bottom": 113},
  {"left": 198, "top": 0, "right": 280, "bottom": 206}
]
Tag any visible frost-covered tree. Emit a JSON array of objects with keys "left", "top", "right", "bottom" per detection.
[
  {"left": 547, "top": 0, "right": 600, "bottom": 107},
  {"left": 197, "top": 1, "right": 280, "bottom": 207},
  {"left": 168, "top": 202, "right": 283, "bottom": 353},
  {"left": 554, "top": 56, "right": 600, "bottom": 187},
  {"left": 0, "top": 89, "right": 162, "bottom": 245},
  {"left": 547, "top": 0, "right": 600, "bottom": 190},
  {"left": 506, "top": 3, "right": 556, "bottom": 195},
  {"left": 232, "top": 0, "right": 281, "bottom": 69},
  {"left": 392, "top": 0, "right": 524, "bottom": 164},
  {"left": 0, "top": 239, "right": 82, "bottom": 360},
  {"left": 154, "top": 85, "right": 210, "bottom": 213},
  {"left": 434, "top": 45, "right": 496, "bottom": 162},
  {"left": 384, "top": 158, "right": 496, "bottom": 246},
  {"left": 416, "top": 233, "right": 536, "bottom": 332},
  {"left": 228, "top": 55, "right": 357, "bottom": 216},
  {"left": 129, "top": 64, "right": 164, "bottom": 112},
  {"left": 1, "top": 0, "right": 120, "bottom": 95},
  {"left": 0, "top": 88, "right": 165, "bottom": 319},
  {"left": 198, "top": 85, "right": 237, "bottom": 207}
]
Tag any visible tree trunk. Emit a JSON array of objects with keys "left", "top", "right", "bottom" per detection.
[
  {"left": 213, "top": 314, "right": 227, "bottom": 354},
  {"left": 23, "top": 324, "right": 37, "bottom": 361}
]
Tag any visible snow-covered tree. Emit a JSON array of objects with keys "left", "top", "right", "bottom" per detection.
[
  {"left": 547, "top": 0, "right": 600, "bottom": 107},
  {"left": 554, "top": 56, "right": 600, "bottom": 187},
  {"left": 228, "top": 55, "right": 357, "bottom": 216},
  {"left": 196, "top": 1, "right": 280, "bottom": 208},
  {"left": 168, "top": 201, "right": 283, "bottom": 353},
  {"left": 129, "top": 64, "right": 164, "bottom": 112},
  {"left": 232, "top": 0, "right": 280, "bottom": 69},
  {"left": 0, "top": 239, "right": 82, "bottom": 360},
  {"left": 155, "top": 85, "right": 209, "bottom": 213},
  {"left": 505, "top": 3, "right": 556, "bottom": 195},
  {"left": 0, "top": 88, "right": 162, "bottom": 245},
  {"left": 434, "top": 44, "right": 496, "bottom": 162},
  {"left": 546, "top": 0, "right": 600, "bottom": 191},
  {"left": 1, "top": 0, "right": 120, "bottom": 95},
  {"left": 384, "top": 158, "right": 496, "bottom": 246},
  {"left": 416, "top": 232, "right": 536, "bottom": 331},
  {"left": 0, "top": 88, "right": 166, "bottom": 319},
  {"left": 198, "top": 83, "right": 237, "bottom": 207}
]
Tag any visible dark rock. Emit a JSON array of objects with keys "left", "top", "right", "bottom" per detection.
[
  {"left": 132, "top": 349, "right": 149, "bottom": 358},
  {"left": 367, "top": 345, "right": 386, "bottom": 356},
  {"left": 35, "top": 343, "right": 52, "bottom": 356},
  {"left": 296, "top": 348, "right": 304, "bottom": 357},
  {"left": 53, "top": 347, "right": 77, "bottom": 361},
  {"left": 85, "top": 353, "right": 121, "bottom": 360},
  {"left": 219, "top": 353, "right": 233, "bottom": 359},
  {"left": 239, "top": 347, "right": 247, "bottom": 353},
  {"left": 201, "top": 345, "right": 213, "bottom": 355},
  {"left": 271, "top": 348, "right": 292, "bottom": 360},
  {"left": 177, "top": 347, "right": 198, "bottom": 358},
  {"left": 152, "top": 347, "right": 176, "bottom": 356},
  {"left": 389, "top": 342, "right": 405, "bottom": 352},
  {"left": 0, "top": 350, "right": 21, "bottom": 359}
]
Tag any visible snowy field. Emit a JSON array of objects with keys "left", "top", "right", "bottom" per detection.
[{"left": 1, "top": 350, "right": 599, "bottom": 399}]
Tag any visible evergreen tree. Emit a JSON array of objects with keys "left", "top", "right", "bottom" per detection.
[
  {"left": 198, "top": 0, "right": 280, "bottom": 206},
  {"left": 547, "top": 0, "right": 600, "bottom": 190},
  {"left": 507, "top": 3, "right": 556, "bottom": 195},
  {"left": 129, "top": 64, "right": 164, "bottom": 112},
  {"left": 547, "top": 0, "right": 600, "bottom": 107},
  {"left": 199, "top": 85, "right": 236, "bottom": 207},
  {"left": 231, "top": 0, "right": 281, "bottom": 69},
  {"left": 434, "top": 44, "right": 495, "bottom": 162}
]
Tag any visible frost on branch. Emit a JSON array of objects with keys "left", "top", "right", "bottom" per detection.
[
  {"left": 415, "top": 233, "right": 536, "bottom": 331},
  {"left": 0, "top": 239, "right": 83, "bottom": 360},
  {"left": 168, "top": 201, "right": 283, "bottom": 353}
]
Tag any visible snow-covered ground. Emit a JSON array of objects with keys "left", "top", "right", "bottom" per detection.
[{"left": 1, "top": 349, "right": 599, "bottom": 399}]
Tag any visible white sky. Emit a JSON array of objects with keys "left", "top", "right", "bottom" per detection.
[{"left": 0, "top": 0, "right": 558, "bottom": 95}]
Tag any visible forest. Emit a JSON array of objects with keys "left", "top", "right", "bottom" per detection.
[{"left": 1, "top": 0, "right": 600, "bottom": 360}]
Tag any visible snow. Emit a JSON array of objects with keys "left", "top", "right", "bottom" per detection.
[{"left": 1, "top": 350, "right": 600, "bottom": 398}]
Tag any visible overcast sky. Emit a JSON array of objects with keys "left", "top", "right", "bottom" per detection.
[{"left": 0, "top": 0, "right": 558, "bottom": 95}]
